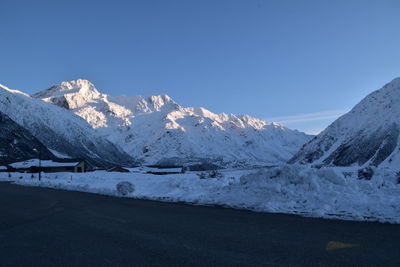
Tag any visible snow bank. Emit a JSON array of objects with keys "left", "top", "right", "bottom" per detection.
[
  {"left": 232, "top": 166, "right": 399, "bottom": 222},
  {"left": 1, "top": 166, "right": 399, "bottom": 223}
]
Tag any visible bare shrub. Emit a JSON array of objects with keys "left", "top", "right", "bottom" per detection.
[
  {"left": 208, "top": 170, "right": 223, "bottom": 178},
  {"left": 197, "top": 172, "right": 207, "bottom": 179},
  {"left": 357, "top": 167, "right": 374, "bottom": 180},
  {"left": 116, "top": 181, "right": 135, "bottom": 196},
  {"left": 197, "top": 170, "right": 224, "bottom": 179}
]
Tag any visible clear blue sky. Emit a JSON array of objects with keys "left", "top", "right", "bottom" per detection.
[{"left": 1, "top": 0, "right": 400, "bottom": 134}]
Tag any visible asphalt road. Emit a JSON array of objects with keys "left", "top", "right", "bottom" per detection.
[{"left": 0, "top": 182, "right": 399, "bottom": 267}]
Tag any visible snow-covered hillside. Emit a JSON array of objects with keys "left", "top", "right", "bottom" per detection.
[
  {"left": 33, "top": 79, "right": 311, "bottom": 166},
  {"left": 0, "top": 83, "right": 134, "bottom": 166},
  {"left": 0, "top": 111, "right": 55, "bottom": 164},
  {"left": 290, "top": 77, "right": 400, "bottom": 169}
]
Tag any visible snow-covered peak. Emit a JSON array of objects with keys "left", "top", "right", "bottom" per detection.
[
  {"left": 32, "top": 79, "right": 102, "bottom": 109},
  {"left": 270, "top": 121, "right": 285, "bottom": 128},
  {"left": 145, "top": 94, "right": 178, "bottom": 112},
  {"left": 60, "top": 79, "right": 100, "bottom": 96},
  {"left": 149, "top": 94, "right": 173, "bottom": 105},
  {"left": 35, "top": 79, "right": 100, "bottom": 97},
  {"left": 59, "top": 78, "right": 96, "bottom": 90}
]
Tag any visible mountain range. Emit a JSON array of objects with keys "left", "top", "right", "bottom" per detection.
[
  {"left": 2, "top": 77, "right": 400, "bottom": 169},
  {"left": 31, "top": 79, "right": 311, "bottom": 167}
]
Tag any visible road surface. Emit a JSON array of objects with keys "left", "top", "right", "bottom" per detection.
[{"left": 0, "top": 182, "right": 399, "bottom": 266}]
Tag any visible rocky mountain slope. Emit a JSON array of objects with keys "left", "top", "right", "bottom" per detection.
[
  {"left": 290, "top": 77, "right": 400, "bottom": 169},
  {"left": 0, "top": 111, "right": 55, "bottom": 164},
  {"left": 0, "top": 83, "right": 134, "bottom": 166},
  {"left": 33, "top": 79, "right": 311, "bottom": 166}
]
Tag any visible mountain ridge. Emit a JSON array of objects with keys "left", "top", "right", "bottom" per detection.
[
  {"left": 0, "top": 82, "right": 135, "bottom": 166},
  {"left": 289, "top": 77, "right": 400, "bottom": 169}
]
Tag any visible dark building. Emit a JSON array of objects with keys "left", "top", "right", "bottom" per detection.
[{"left": 6, "top": 159, "right": 95, "bottom": 173}]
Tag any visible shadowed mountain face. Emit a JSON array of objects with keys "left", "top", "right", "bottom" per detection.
[
  {"left": 33, "top": 79, "right": 312, "bottom": 167},
  {"left": 0, "top": 112, "right": 55, "bottom": 164},
  {"left": 0, "top": 83, "right": 135, "bottom": 167},
  {"left": 290, "top": 78, "right": 400, "bottom": 168}
]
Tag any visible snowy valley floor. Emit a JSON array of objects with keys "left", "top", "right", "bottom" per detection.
[{"left": 1, "top": 165, "right": 399, "bottom": 224}]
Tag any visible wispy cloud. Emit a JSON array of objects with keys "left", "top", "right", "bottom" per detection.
[{"left": 266, "top": 109, "right": 349, "bottom": 124}]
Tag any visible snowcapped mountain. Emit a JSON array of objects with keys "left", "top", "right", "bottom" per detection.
[
  {"left": 0, "top": 111, "right": 55, "bottom": 164},
  {"left": 0, "top": 83, "right": 134, "bottom": 166},
  {"left": 290, "top": 77, "right": 400, "bottom": 169},
  {"left": 33, "top": 79, "right": 311, "bottom": 166}
]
